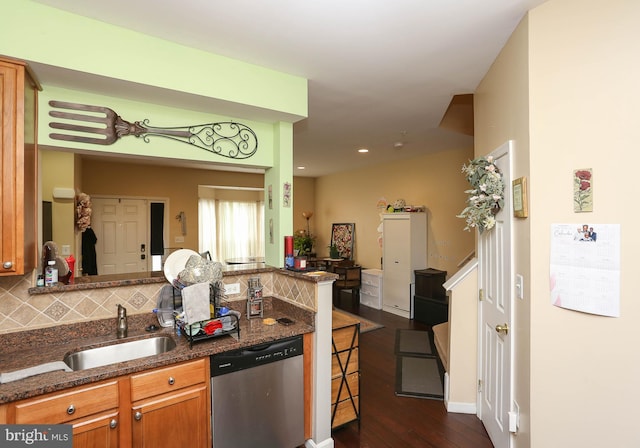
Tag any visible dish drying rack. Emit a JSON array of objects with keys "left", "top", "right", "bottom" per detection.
[
  {"left": 174, "top": 281, "right": 241, "bottom": 349},
  {"left": 178, "top": 312, "right": 240, "bottom": 349}
]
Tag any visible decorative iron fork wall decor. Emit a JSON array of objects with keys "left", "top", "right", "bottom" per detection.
[{"left": 48, "top": 101, "right": 258, "bottom": 160}]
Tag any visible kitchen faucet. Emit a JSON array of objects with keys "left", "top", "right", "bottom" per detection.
[{"left": 117, "top": 304, "right": 128, "bottom": 338}]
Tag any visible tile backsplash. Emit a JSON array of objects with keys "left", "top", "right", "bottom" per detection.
[{"left": 0, "top": 271, "right": 317, "bottom": 334}]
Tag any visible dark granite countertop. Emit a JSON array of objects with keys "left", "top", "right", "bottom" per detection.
[
  {"left": 28, "top": 265, "right": 336, "bottom": 295},
  {"left": 0, "top": 297, "right": 314, "bottom": 404}
]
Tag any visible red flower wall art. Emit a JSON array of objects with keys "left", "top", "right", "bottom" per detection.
[{"left": 573, "top": 168, "right": 593, "bottom": 212}]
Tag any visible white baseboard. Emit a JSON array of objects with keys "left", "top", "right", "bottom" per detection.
[
  {"left": 305, "top": 437, "right": 334, "bottom": 448},
  {"left": 445, "top": 400, "right": 477, "bottom": 414},
  {"left": 382, "top": 305, "right": 410, "bottom": 319}
]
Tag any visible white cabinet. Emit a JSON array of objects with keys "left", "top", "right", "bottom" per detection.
[
  {"left": 382, "top": 213, "right": 427, "bottom": 318},
  {"left": 360, "top": 268, "right": 383, "bottom": 309}
]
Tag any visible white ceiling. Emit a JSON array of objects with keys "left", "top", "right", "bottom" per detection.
[{"left": 33, "top": 0, "right": 546, "bottom": 177}]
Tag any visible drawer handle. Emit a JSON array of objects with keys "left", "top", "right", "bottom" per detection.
[
  {"left": 134, "top": 411, "right": 142, "bottom": 421},
  {"left": 67, "top": 404, "right": 75, "bottom": 415},
  {"left": 110, "top": 419, "right": 118, "bottom": 429},
  {"left": 2, "top": 261, "right": 12, "bottom": 269},
  {"left": 168, "top": 376, "right": 175, "bottom": 386}
]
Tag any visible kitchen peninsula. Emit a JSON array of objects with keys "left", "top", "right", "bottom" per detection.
[{"left": 2, "top": 265, "right": 337, "bottom": 447}]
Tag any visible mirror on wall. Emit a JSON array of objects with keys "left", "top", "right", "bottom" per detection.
[{"left": 42, "top": 149, "right": 266, "bottom": 285}]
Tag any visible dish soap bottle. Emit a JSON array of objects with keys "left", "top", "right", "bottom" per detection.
[{"left": 45, "top": 260, "right": 58, "bottom": 286}]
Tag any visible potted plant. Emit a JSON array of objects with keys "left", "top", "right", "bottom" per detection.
[
  {"left": 294, "top": 230, "right": 315, "bottom": 256},
  {"left": 328, "top": 244, "right": 340, "bottom": 259}
]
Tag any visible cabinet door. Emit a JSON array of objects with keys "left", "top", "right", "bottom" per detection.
[
  {"left": 0, "top": 58, "right": 37, "bottom": 276},
  {"left": 383, "top": 218, "right": 411, "bottom": 311},
  {"left": 72, "top": 410, "right": 119, "bottom": 448},
  {"left": 131, "top": 385, "right": 208, "bottom": 447}
]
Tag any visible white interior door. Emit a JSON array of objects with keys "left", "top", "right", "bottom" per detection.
[
  {"left": 478, "top": 142, "right": 513, "bottom": 448},
  {"left": 91, "top": 197, "right": 148, "bottom": 275}
]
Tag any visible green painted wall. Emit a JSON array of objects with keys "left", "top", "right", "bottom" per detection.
[
  {"left": 1, "top": 0, "right": 307, "bottom": 268},
  {"left": 1, "top": 0, "right": 307, "bottom": 118}
]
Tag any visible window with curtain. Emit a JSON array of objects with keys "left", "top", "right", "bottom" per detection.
[{"left": 199, "top": 197, "right": 264, "bottom": 262}]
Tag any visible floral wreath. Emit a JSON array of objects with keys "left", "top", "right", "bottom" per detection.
[
  {"left": 76, "top": 193, "right": 92, "bottom": 232},
  {"left": 457, "top": 156, "right": 505, "bottom": 234}
]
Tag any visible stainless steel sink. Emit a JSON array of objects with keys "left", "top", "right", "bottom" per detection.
[{"left": 63, "top": 336, "right": 177, "bottom": 371}]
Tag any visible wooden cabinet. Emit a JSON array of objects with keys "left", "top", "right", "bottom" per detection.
[
  {"left": 130, "top": 359, "right": 210, "bottom": 447},
  {"left": 382, "top": 213, "right": 427, "bottom": 318},
  {"left": 0, "top": 56, "right": 39, "bottom": 276},
  {"left": 2, "top": 359, "right": 210, "bottom": 448},
  {"left": 13, "top": 380, "right": 119, "bottom": 448},
  {"left": 414, "top": 268, "right": 448, "bottom": 327},
  {"left": 331, "top": 310, "right": 359, "bottom": 429}
]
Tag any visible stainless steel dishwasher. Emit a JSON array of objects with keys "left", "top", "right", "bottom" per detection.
[{"left": 210, "top": 335, "right": 304, "bottom": 448}]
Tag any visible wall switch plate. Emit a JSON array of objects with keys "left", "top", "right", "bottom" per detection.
[
  {"left": 515, "top": 274, "right": 524, "bottom": 299},
  {"left": 61, "top": 245, "right": 71, "bottom": 256},
  {"left": 509, "top": 401, "right": 520, "bottom": 433},
  {"left": 225, "top": 283, "right": 240, "bottom": 295}
]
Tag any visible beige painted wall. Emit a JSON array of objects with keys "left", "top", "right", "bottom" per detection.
[
  {"left": 476, "top": 0, "right": 640, "bottom": 446},
  {"left": 41, "top": 150, "right": 76, "bottom": 258},
  {"left": 293, "top": 176, "right": 316, "bottom": 239},
  {"left": 313, "top": 146, "right": 475, "bottom": 276},
  {"left": 475, "top": 11, "right": 533, "bottom": 447},
  {"left": 527, "top": 1, "right": 640, "bottom": 446}
]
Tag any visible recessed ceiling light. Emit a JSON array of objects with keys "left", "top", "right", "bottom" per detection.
[
  {"left": 358, "top": 148, "right": 369, "bottom": 153},
  {"left": 297, "top": 166, "right": 306, "bottom": 170}
]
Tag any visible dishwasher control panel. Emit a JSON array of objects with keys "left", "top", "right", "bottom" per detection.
[{"left": 210, "top": 335, "right": 303, "bottom": 376}]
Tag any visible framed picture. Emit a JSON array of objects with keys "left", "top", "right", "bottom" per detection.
[
  {"left": 330, "top": 223, "right": 355, "bottom": 259},
  {"left": 573, "top": 168, "right": 593, "bottom": 212},
  {"left": 512, "top": 177, "right": 528, "bottom": 218},
  {"left": 283, "top": 182, "right": 291, "bottom": 207}
]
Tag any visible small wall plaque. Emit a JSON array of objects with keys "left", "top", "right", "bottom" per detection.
[{"left": 512, "top": 177, "right": 528, "bottom": 218}]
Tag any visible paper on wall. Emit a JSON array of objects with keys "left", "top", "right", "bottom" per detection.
[{"left": 550, "top": 223, "right": 620, "bottom": 317}]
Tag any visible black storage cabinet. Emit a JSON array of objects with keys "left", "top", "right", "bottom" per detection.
[{"left": 413, "top": 268, "right": 448, "bottom": 327}]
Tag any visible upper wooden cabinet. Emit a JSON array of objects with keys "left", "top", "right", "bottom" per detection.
[{"left": 0, "top": 56, "right": 40, "bottom": 276}]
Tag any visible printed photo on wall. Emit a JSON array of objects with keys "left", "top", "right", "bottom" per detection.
[
  {"left": 269, "top": 218, "right": 274, "bottom": 244},
  {"left": 573, "top": 168, "right": 593, "bottom": 212},
  {"left": 283, "top": 182, "right": 291, "bottom": 207}
]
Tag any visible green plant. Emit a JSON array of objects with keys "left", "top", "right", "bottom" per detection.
[
  {"left": 328, "top": 244, "right": 340, "bottom": 258},
  {"left": 294, "top": 231, "right": 315, "bottom": 255}
]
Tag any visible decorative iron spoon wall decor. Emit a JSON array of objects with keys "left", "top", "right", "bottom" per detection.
[{"left": 48, "top": 100, "right": 258, "bottom": 160}]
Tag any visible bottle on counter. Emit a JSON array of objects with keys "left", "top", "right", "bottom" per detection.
[{"left": 45, "top": 260, "right": 58, "bottom": 286}]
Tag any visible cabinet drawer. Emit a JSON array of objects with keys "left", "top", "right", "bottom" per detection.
[
  {"left": 331, "top": 348, "right": 358, "bottom": 378},
  {"left": 361, "top": 273, "right": 382, "bottom": 288},
  {"left": 130, "top": 359, "right": 206, "bottom": 402},
  {"left": 331, "top": 371, "right": 359, "bottom": 403},
  {"left": 360, "top": 283, "right": 379, "bottom": 296},
  {"left": 14, "top": 381, "right": 118, "bottom": 424},
  {"left": 332, "top": 326, "right": 359, "bottom": 354}
]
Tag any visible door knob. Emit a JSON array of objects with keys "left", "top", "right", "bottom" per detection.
[{"left": 495, "top": 323, "right": 509, "bottom": 335}]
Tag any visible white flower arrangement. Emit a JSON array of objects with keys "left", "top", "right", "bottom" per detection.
[{"left": 457, "top": 156, "right": 505, "bottom": 234}]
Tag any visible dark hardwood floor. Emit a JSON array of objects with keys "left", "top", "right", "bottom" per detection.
[{"left": 331, "top": 295, "right": 493, "bottom": 448}]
